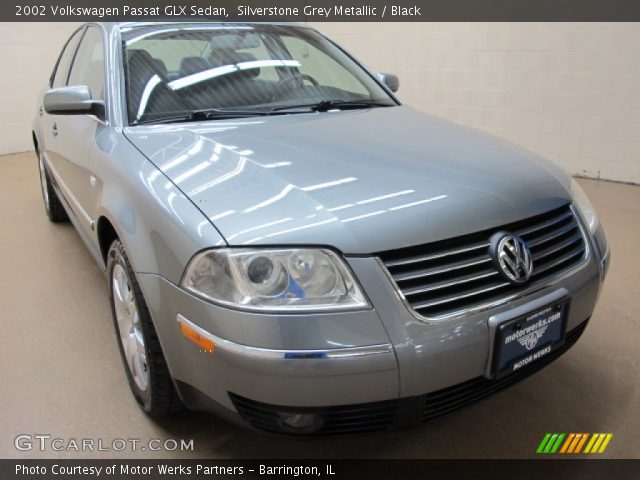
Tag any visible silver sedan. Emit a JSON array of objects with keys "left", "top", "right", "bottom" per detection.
[{"left": 33, "top": 22, "right": 609, "bottom": 435}]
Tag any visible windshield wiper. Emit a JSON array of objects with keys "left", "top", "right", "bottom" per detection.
[
  {"left": 132, "top": 108, "right": 273, "bottom": 125},
  {"left": 132, "top": 101, "right": 394, "bottom": 125},
  {"left": 189, "top": 107, "right": 274, "bottom": 119},
  {"left": 271, "top": 99, "right": 395, "bottom": 113}
]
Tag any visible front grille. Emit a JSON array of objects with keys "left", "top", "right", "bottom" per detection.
[
  {"left": 229, "top": 320, "right": 588, "bottom": 435},
  {"left": 229, "top": 394, "right": 398, "bottom": 436},
  {"left": 378, "top": 204, "right": 587, "bottom": 319}
]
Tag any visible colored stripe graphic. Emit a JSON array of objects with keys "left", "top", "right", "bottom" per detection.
[
  {"left": 544, "top": 433, "right": 559, "bottom": 453},
  {"left": 567, "top": 434, "right": 582, "bottom": 453},
  {"left": 559, "top": 433, "right": 575, "bottom": 453},
  {"left": 550, "top": 433, "right": 565, "bottom": 453},
  {"left": 574, "top": 433, "right": 588, "bottom": 453},
  {"left": 598, "top": 434, "right": 613, "bottom": 453},
  {"left": 536, "top": 433, "right": 552, "bottom": 453},
  {"left": 537, "top": 433, "right": 613, "bottom": 454},
  {"left": 584, "top": 434, "right": 598, "bottom": 453},
  {"left": 537, "top": 433, "right": 565, "bottom": 454}
]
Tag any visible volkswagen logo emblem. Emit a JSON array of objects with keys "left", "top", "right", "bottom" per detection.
[{"left": 490, "top": 232, "right": 533, "bottom": 284}]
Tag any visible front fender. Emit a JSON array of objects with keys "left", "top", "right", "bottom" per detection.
[{"left": 93, "top": 131, "right": 226, "bottom": 284}]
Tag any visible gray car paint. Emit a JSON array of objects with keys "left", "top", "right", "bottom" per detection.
[
  {"left": 136, "top": 246, "right": 600, "bottom": 408},
  {"left": 124, "top": 106, "right": 573, "bottom": 254},
  {"left": 33, "top": 22, "right": 606, "bottom": 416}
]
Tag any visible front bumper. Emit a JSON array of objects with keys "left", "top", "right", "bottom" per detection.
[
  {"left": 137, "top": 241, "right": 605, "bottom": 434},
  {"left": 229, "top": 319, "right": 589, "bottom": 435}
]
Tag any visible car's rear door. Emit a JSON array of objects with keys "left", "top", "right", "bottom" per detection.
[
  {"left": 43, "top": 25, "right": 107, "bottom": 236},
  {"left": 40, "top": 26, "right": 84, "bottom": 198}
]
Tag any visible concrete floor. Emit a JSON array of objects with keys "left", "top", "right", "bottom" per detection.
[{"left": 1, "top": 151, "right": 638, "bottom": 459}]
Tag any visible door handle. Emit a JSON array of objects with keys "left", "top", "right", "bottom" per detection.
[
  {"left": 51, "top": 123, "right": 58, "bottom": 137},
  {"left": 39, "top": 105, "right": 44, "bottom": 117}
]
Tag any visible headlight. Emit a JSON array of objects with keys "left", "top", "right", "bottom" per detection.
[
  {"left": 181, "top": 248, "right": 369, "bottom": 312},
  {"left": 570, "top": 179, "right": 598, "bottom": 234}
]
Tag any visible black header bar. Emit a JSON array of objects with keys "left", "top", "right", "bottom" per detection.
[{"left": 5, "top": 0, "right": 640, "bottom": 22}]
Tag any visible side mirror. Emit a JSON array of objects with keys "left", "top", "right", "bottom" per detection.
[
  {"left": 43, "top": 85, "right": 105, "bottom": 119},
  {"left": 377, "top": 72, "right": 399, "bottom": 93}
]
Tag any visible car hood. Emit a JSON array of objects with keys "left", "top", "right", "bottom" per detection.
[{"left": 124, "top": 106, "right": 572, "bottom": 254}]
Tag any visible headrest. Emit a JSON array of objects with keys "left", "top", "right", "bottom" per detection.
[
  {"left": 151, "top": 58, "right": 167, "bottom": 78},
  {"left": 231, "top": 52, "right": 258, "bottom": 64},
  {"left": 127, "top": 49, "right": 154, "bottom": 65},
  {"left": 210, "top": 51, "right": 260, "bottom": 79},
  {"left": 126, "top": 50, "right": 167, "bottom": 80},
  {"left": 179, "top": 56, "right": 210, "bottom": 76}
]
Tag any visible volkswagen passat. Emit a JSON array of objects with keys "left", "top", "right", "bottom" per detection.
[{"left": 33, "top": 22, "right": 610, "bottom": 435}]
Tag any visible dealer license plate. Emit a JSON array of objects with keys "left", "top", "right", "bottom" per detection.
[{"left": 492, "top": 299, "right": 569, "bottom": 378}]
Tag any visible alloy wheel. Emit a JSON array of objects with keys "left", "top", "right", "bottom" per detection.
[{"left": 112, "top": 263, "right": 149, "bottom": 391}]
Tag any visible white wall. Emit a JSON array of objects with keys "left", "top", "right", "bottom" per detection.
[
  {"left": 0, "top": 23, "right": 82, "bottom": 154},
  {"left": 313, "top": 22, "right": 640, "bottom": 184},
  {"left": 1, "top": 22, "right": 638, "bottom": 184}
]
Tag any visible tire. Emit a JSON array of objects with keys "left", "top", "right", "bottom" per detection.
[
  {"left": 107, "top": 239, "right": 183, "bottom": 416},
  {"left": 37, "top": 150, "right": 68, "bottom": 223}
]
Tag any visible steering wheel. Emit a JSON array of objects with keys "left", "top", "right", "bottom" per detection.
[{"left": 271, "top": 73, "right": 319, "bottom": 101}]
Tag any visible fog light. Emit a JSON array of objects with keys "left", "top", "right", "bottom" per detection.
[{"left": 277, "top": 412, "right": 324, "bottom": 433}]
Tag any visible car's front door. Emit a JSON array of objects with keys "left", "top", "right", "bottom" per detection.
[{"left": 43, "top": 25, "right": 107, "bottom": 236}]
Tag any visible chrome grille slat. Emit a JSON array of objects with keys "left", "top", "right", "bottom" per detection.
[
  {"left": 516, "top": 210, "right": 573, "bottom": 237},
  {"left": 377, "top": 204, "right": 587, "bottom": 319},
  {"left": 526, "top": 222, "right": 577, "bottom": 248},
  {"left": 531, "top": 245, "right": 585, "bottom": 277},
  {"left": 413, "top": 282, "right": 511, "bottom": 310},
  {"left": 385, "top": 242, "right": 490, "bottom": 268},
  {"left": 392, "top": 256, "right": 492, "bottom": 282},
  {"left": 532, "top": 232, "right": 582, "bottom": 262},
  {"left": 403, "top": 270, "right": 499, "bottom": 296}
]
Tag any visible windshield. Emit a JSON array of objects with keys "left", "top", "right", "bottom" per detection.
[{"left": 120, "top": 24, "right": 397, "bottom": 124}]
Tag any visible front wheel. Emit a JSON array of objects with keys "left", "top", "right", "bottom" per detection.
[{"left": 107, "top": 240, "right": 183, "bottom": 416}]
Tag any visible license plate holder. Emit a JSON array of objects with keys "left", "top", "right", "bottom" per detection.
[{"left": 492, "top": 299, "right": 570, "bottom": 378}]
